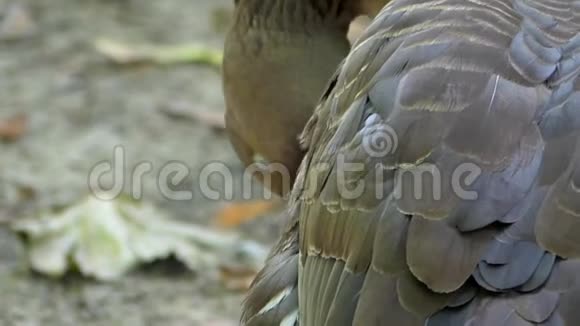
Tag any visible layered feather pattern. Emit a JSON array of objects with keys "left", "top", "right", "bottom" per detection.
[{"left": 243, "top": 0, "right": 580, "bottom": 325}]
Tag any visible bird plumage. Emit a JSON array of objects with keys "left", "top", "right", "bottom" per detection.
[{"left": 230, "top": 0, "right": 580, "bottom": 325}]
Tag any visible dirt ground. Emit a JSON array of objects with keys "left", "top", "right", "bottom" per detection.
[{"left": 0, "top": 1, "right": 281, "bottom": 324}]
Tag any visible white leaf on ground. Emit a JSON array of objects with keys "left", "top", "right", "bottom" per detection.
[{"left": 12, "top": 195, "right": 267, "bottom": 281}]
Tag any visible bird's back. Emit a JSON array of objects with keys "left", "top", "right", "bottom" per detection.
[{"left": 293, "top": 0, "right": 580, "bottom": 325}]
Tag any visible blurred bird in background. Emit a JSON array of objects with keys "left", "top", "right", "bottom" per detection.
[
  {"left": 223, "top": 0, "right": 580, "bottom": 325},
  {"left": 223, "top": 1, "right": 374, "bottom": 197}
]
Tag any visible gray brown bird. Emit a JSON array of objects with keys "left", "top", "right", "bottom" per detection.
[
  {"left": 223, "top": 0, "right": 383, "bottom": 196},
  {"left": 223, "top": 0, "right": 580, "bottom": 325}
]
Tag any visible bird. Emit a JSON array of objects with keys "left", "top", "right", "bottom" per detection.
[
  {"left": 223, "top": 0, "right": 381, "bottom": 196},
  {"left": 223, "top": 0, "right": 580, "bottom": 325}
]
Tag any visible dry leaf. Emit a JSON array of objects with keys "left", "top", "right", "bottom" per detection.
[
  {"left": 94, "top": 38, "right": 223, "bottom": 67},
  {"left": 219, "top": 265, "right": 257, "bottom": 291},
  {"left": 0, "top": 113, "right": 27, "bottom": 141},
  {"left": 12, "top": 195, "right": 268, "bottom": 281},
  {"left": 213, "top": 200, "right": 280, "bottom": 228},
  {"left": 188, "top": 110, "right": 225, "bottom": 130},
  {"left": 160, "top": 101, "right": 225, "bottom": 130}
]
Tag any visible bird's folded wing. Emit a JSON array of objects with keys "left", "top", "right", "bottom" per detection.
[{"left": 296, "top": 0, "right": 580, "bottom": 325}]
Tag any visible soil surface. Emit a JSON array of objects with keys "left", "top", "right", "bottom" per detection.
[{"left": 0, "top": 1, "right": 281, "bottom": 324}]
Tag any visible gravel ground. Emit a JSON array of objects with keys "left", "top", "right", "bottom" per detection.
[{"left": 0, "top": 1, "right": 280, "bottom": 324}]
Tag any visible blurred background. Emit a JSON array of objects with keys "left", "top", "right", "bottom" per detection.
[{"left": 0, "top": 1, "right": 284, "bottom": 325}]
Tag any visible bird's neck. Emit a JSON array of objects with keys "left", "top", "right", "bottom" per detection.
[{"left": 233, "top": 0, "right": 365, "bottom": 35}]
